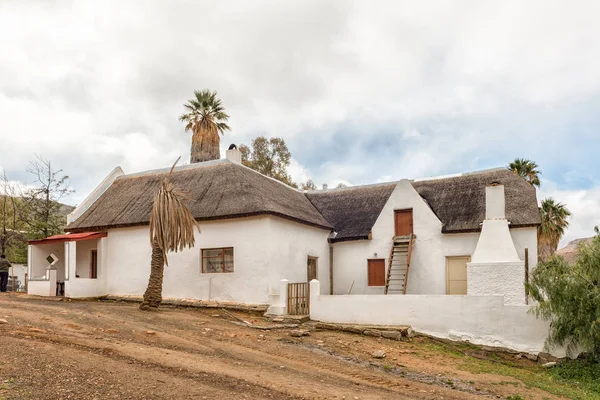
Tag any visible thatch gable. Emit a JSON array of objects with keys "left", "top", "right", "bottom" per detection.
[
  {"left": 306, "top": 168, "right": 540, "bottom": 242},
  {"left": 66, "top": 160, "right": 332, "bottom": 233},
  {"left": 305, "top": 183, "right": 397, "bottom": 243},
  {"left": 412, "top": 168, "right": 541, "bottom": 233}
]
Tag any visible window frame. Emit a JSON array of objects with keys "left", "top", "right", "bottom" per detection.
[{"left": 201, "top": 247, "right": 234, "bottom": 274}]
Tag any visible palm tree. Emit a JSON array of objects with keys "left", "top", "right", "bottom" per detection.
[
  {"left": 140, "top": 159, "right": 198, "bottom": 310},
  {"left": 508, "top": 158, "right": 541, "bottom": 187},
  {"left": 538, "top": 198, "right": 571, "bottom": 262},
  {"left": 179, "top": 90, "right": 231, "bottom": 164}
]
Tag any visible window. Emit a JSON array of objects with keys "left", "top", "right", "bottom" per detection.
[
  {"left": 368, "top": 259, "right": 386, "bottom": 286},
  {"left": 446, "top": 256, "right": 470, "bottom": 295},
  {"left": 90, "top": 250, "right": 98, "bottom": 279},
  {"left": 307, "top": 256, "right": 318, "bottom": 281},
  {"left": 202, "top": 248, "right": 234, "bottom": 273}
]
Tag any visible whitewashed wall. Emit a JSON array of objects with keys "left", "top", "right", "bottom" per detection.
[
  {"left": 309, "top": 281, "right": 556, "bottom": 355},
  {"left": 66, "top": 238, "right": 107, "bottom": 298},
  {"left": 29, "top": 243, "right": 66, "bottom": 281},
  {"left": 74, "top": 239, "right": 98, "bottom": 278},
  {"left": 104, "top": 215, "right": 329, "bottom": 305},
  {"left": 331, "top": 180, "right": 538, "bottom": 295}
]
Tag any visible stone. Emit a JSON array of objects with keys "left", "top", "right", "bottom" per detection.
[
  {"left": 538, "top": 352, "right": 559, "bottom": 363},
  {"left": 382, "top": 331, "right": 402, "bottom": 340},
  {"left": 342, "top": 326, "right": 364, "bottom": 334},
  {"left": 289, "top": 330, "right": 310, "bottom": 337},
  {"left": 363, "top": 329, "right": 382, "bottom": 337},
  {"left": 29, "top": 327, "right": 45, "bottom": 333},
  {"left": 372, "top": 350, "right": 386, "bottom": 359},
  {"left": 0, "top": 319, "right": 7, "bottom": 324},
  {"left": 316, "top": 323, "right": 338, "bottom": 331},
  {"left": 542, "top": 362, "right": 557, "bottom": 368},
  {"left": 401, "top": 327, "right": 414, "bottom": 338},
  {"left": 523, "top": 353, "right": 538, "bottom": 362},
  {"left": 145, "top": 330, "right": 157, "bottom": 335}
]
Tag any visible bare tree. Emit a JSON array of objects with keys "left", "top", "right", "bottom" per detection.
[
  {"left": 24, "top": 155, "right": 74, "bottom": 239},
  {"left": 0, "top": 171, "right": 23, "bottom": 257}
]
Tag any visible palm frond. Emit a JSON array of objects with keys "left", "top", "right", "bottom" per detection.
[{"left": 149, "top": 158, "right": 198, "bottom": 266}]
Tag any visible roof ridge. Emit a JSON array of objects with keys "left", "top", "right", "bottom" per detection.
[
  {"left": 118, "top": 159, "right": 230, "bottom": 179},
  {"left": 305, "top": 180, "right": 399, "bottom": 194},
  {"left": 412, "top": 167, "right": 508, "bottom": 183}
]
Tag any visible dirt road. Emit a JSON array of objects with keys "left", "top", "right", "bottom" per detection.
[{"left": 0, "top": 294, "right": 565, "bottom": 399}]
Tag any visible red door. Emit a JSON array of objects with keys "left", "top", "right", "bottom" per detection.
[{"left": 394, "top": 210, "right": 413, "bottom": 236}]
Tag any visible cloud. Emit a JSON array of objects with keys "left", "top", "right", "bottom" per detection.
[{"left": 0, "top": 0, "right": 599, "bottom": 244}]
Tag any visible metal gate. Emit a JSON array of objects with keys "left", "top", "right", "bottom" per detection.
[{"left": 287, "top": 282, "right": 310, "bottom": 315}]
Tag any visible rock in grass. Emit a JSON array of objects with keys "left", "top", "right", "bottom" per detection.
[{"left": 542, "top": 362, "right": 557, "bottom": 368}]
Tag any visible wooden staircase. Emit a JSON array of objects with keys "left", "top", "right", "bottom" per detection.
[{"left": 384, "top": 234, "right": 414, "bottom": 295}]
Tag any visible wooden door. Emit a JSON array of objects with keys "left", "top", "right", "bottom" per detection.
[
  {"left": 90, "top": 250, "right": 98, "bottom": 279},
  {"left": 367, "top": 259, "right": 386, "bottom": 286},
  {"left": 307, "top": 256, "right": 318, "bottom": 282},
  {"left": 394, "top": 209, "right": 413, "bottom": 236},
  {"left": 446, "top": 256, "right": 470, "bottom": 295}
]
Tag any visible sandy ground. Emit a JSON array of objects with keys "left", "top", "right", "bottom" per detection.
[{"left": 0, "top": 294, "right": 564, "bottom": 400}]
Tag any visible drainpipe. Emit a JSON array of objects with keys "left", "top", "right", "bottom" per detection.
[{"left": 329, "top": 245, "right": 334, "bottom": 295}]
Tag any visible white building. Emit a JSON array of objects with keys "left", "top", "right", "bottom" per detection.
[{"left": 27, "top": 146, "right": 540, "bottom": 308}]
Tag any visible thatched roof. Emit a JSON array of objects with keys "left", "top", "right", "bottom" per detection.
[
  {"left": 306, "top": 168, "right": 540, "bottom": 242},
  {"left": 305, "top": 183, "right": 397, "bottom": 243},
  {"left": 66, "top": 160, "right": 332, "bottom": 233},
  {"left": 412, "top": 168, "right": 541, "bottom": 233},
  {"left": 68, "top": 162, "right": 540, "bottom": 241}
]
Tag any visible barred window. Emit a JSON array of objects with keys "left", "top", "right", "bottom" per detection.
[{"left": 202, "top": 248, "right": 234, "bottom": 273}]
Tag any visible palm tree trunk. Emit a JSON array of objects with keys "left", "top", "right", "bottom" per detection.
[
  {"left": 190, "top": 131, "right": 220, "bottom": 163},
  {"left": 140, "top": 240, "right": 165, "bottom": 310}
]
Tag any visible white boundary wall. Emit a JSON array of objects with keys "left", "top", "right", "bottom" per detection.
[{"left": 309, "top": 280, "right": 557, "bottom": 355}]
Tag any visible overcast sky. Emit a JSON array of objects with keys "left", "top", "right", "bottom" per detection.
[{"left": 1, "top": 1, "right": 599, "bottom": 245}]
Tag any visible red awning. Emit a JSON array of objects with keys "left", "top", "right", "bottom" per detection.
[{"left": 28, "top": 232, "right": 107, "bottom": 245}]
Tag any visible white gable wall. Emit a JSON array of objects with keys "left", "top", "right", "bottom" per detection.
[
  {"left": 103, "top": 215, "right": 329, "bottom": 305},
  {"left": 332, "top": 180, "right": 538, "bottom": 295}
]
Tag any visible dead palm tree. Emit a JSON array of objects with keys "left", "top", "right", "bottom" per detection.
[
  {"left": 538, "top": 198, "right": 571, "bottom": 262},
  {"left": 179, "top": 90, "right": 231, "bottom": 164},
  {"left": 508, "top": 158, "right": 541, "bottom": 187},
  {"left": 140, "top": 159, "right": 198, "bottom": 310}
]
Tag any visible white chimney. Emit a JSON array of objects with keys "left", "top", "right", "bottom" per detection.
[
  {"left": 471, "top": 184, "right": 520, "bottom": 263},
  {"left": 225, "top": 144, "right": 242, "bottom": 164},
  {"left": 467, "top": 183, "right": 526, "bottom": 305}
]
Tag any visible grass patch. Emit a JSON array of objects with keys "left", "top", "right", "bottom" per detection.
[{"left": 417, "top": 339, "right": 599, "bottom": 400}]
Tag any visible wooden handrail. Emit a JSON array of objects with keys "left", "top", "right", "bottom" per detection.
[{"left": 402, "top": 234, "right": 414, "bottom": 294}]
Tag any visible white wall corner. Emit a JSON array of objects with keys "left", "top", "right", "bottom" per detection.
[{"left": 67, "top": 166, "right": 125, "bottom": 225}]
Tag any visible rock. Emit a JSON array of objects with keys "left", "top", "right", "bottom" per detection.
[
  {"left": 0, "top": 318, "right": 7, "bottom": 324},
  {"left": 538, "top": 352, "right": 559, "bottom": 363},
  {"left": 342, "top": 326, "right": 364, "bottom": 334},
  {"left": 29, "top": 327, "right": 46, "bottom": 333},
  {"left": 316, "top": 323, "right": 338, "bottom": 331},
  {"left": 524, "top": 353, "right": 538, "bottom": 362},
  {"left": 382, "top": 331, "right": 402, "bottom": 340},
  {"left": 145, "top": 330, "right": 157, "bottom": 335},
  {"left": 363, "top": 329, "right": 382, "bottom": 337},
  {"left": 542, "top": 362, "right": 557, "bottom": 368},
  {"left": 372, "top": 350, "right": 386, "bottom": 359},
  {"left": 289, "top": 330, "right": 310, "bottom": 337},
  {"left": 211, "top": 314, "right": 220, "bottom": 318},
  {"left": 271, "top": 318, "right": 284, "bottom": 323}
]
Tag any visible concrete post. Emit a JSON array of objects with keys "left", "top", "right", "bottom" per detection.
[
  {"left": 309, "top": 279, "right": 320, "bottom": 318},
  {"left": 48, "top": 268, "right": 57, "bottom": 297},
  {"left": 279, "top": 279, "right": 289, "bottom": 314}
]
